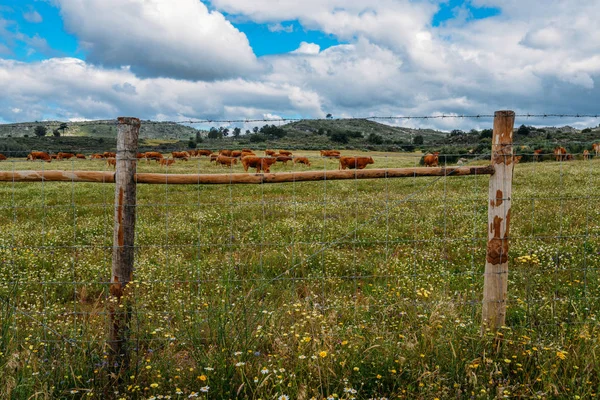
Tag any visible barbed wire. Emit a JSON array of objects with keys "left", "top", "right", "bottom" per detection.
[{"left": 1, "top": 112, "right": 599, "bottom": 129}]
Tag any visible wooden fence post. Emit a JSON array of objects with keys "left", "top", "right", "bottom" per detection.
[
  {"left": 482, "top": 110, "right": 515, "bottom": 333},
  {"left": 109, "top": 117, "right": 140, "bottom": 371}
]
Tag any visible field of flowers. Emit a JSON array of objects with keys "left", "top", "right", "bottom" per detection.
[{"left": 1, "top": 151, "right": 600, "bottom": 399}]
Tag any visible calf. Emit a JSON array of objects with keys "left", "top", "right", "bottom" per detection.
[
  {"left": 593, "top": 143, "right": 600, "bottom": 157},
  {"left": 90, "top": 153, "right": 104, "bottom": 159},
  {"left": 265, "top": 150, "right": 277, "bottom": 156},
  {"left": 216, "top": 155, "right": 238, "bottom": 167},
  {"left": 294, "top": 156, "right": 311, "bottom": 166},
  {"left": 76, "top": 154, "right": 86, "bottom": 160},
  {"left": 231, "top": 150, "right": 243, "bottom": 158},
  {"left": 0, "top": 153, "right": 7, "bottom": 161},
  {"left": 242, "top": 156, "right": 277, "bottom": 173},
  {"left": 320, "top": 150, "right": 341, "bottom": 158},
  {"left": 106, "top": 157, "right": 116, "bottom": 168},
  {"left": 584, "top": 149, "right": 590, "bottom": 160},
  {"left": 423, "top": 152, "right": 440, "bottom": 167},
  {"left": 103, "top": 152, "right": 116, "bottom": 158},
  {"left": 145, "top": 152, "right": 164, "bottom": 163},
  {"left": 241, "top": 151, "right": 255, "bottom": 158},
  {"left": 57, "top": 152, "right": 75, "bottom": 160},
  {"left": 554, "top": 147, "right": 567, "bottom": 162},
  {"left": 27, "top": 151, "right": 52, "bottom": 162},
  {"left": 209, "top": 153, "right": 219, "bottom": 163},
  {"left": 279, "top": 150, "right": 292, "bottom": 156},
  {"left": 219, "top": 150, "right": 233, "bottom": 157},
  {"left": 533, "top": 149, "right": 543, "bottom": 162},
  {"left": 339, "top": 156, "right": 375, "bottom": 170},
  {"left": 197, "top": 149, "right": 213, "bottom": 156},
  {"left": 172, "top": 151, "right": 190, "bottom": 160},
  {"left": 159, "top": 158, "right": 176, "bottom": 166},
  {"left": 275, "top": 155, "right": 293, "bottom": 165}
]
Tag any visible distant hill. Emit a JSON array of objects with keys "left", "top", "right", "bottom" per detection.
[{"left": 0, "top": 120, "right": 201, "bottom": 140}]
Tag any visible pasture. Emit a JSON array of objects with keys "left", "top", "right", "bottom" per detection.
[{"left": 1, "top": 151, "right": 600, "bottom": 399}]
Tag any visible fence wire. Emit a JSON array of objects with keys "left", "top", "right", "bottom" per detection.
[{"left": 1, "top": 115, "right": 600, "bottom": 399}]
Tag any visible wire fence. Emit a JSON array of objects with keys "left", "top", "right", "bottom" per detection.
[{"left": 1, "top": 111, "right": 600, "bottom": 398}]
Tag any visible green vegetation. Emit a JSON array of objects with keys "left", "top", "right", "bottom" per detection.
[{"left": 1, "top": 154, "right": 600, "bottom": 398}]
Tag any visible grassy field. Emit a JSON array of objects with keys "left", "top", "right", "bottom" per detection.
[{"left": 1, "top": 151, "right": 600, "bottom": 399}]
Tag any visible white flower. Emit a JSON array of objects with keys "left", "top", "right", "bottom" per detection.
[
  {"left": 298, "top": 355, "right": 306, "bottom": 359},
  {"left": 278, "top": 395, "right": 289, "bottom": 400},
  {"left": 261, "top": 368, "right": 269, "bottom": 374},
  {"left": 234, "top": 351, "right": 242, "bottom": 356},
  {"left": 235, "top": 362, "right": 246, "bottom": 367},
  {"left": 200, "top": 386, "right": 209, "bottom": 393},
  {"left": 188, "top": 393, "right": 198, "bottom": 398},
  {"left": 204, "top": 367, "right": 214, "bottom": 371}
]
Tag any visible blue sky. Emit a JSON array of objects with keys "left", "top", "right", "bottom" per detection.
[{"left": 0, "top": 0, "right": 598, "bottom": 129}]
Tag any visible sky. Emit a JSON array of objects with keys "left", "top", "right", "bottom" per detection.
[{"left": 0, "top": 0, "right": 599, "bottom": 131}]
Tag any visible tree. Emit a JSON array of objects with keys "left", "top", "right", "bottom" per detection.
[
  {"left": 479, "top": 129, "right": 493, "bottom": 139},
  {"left": 34, "top": 125, "right": 47, "bottom": 137},
  {"left": 326, "top": 113, "right": 333, "bottom": 119},
  {"left": 317, "top": 128, "right": 325, "bottom": 135},
  {"left": 517, "top": 124, "right": 531, "bottom": 136},
  {"left": 260, "top": 124, "right": 286, "bottom": 138},
  {"left": 330, "top": 132, "right": 348, "bottom": 143},
  {"left": 188, "top": 139, "right": 197, "bottom": 149},
  {"left": 450, "top": 129, "right": 464, "bottom": 137},
  {"left": 53, "top": 129, "right": 61, "bottom": 137},
  {"left": 233, "top": 127, "right": 241, "bottom": 137},
  {"left": 58, "top": 123, "right": 68, "bottom": 136},
  {"left": 413, "top": 135, "right": 424, "bottom": 145},
  {"left": 222, "top": 128, "right": 230, "bottom": 137},
  {"left": 245, "top": 129, "right": 251, "bottom": 135},
  {"left": 208, "top": 127, "right": 222, "bottom": 139},
  {"left": 367, "top": 133, "right": 383, "bottom": 145},
  {"left": 582, "top": 128, "right": 592, "bottom": 133},
  {"left": 253, "top": 126, "right": 259, "bottom": 134}
]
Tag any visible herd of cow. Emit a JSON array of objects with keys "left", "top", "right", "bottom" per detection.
[
  {"left": 1, "top": 144, "right": 598, "bottom": 171},
  {"left": 0, "top": 149, "right": 375, "bottom": 173}
]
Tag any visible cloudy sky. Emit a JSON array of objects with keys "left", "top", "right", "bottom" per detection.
[{"left": 0, "top": 0, "right": 599, "bottom": 130}]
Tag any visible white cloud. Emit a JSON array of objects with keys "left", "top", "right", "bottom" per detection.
[
  {"left": 56, "top": 0, "right": 260, "bottom": 81},
  {"left": 268, "top": 23, "right": 294, "bottom": 33},
  {"left": 291, "top": 42, "right": 320, "bottom": 55},
  {"left": 23, "top": 10, "right": 43, "bottom": 24}
]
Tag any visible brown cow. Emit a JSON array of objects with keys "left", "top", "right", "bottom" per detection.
[
  {"left": 513, "top": 155, "right": 523, "bottom": 164},
  {"left": 242, "top": 156, "right": 278, "bottom": 173},
  {"left": 241, "top": 151, "right": 255, "bottom": 158},
  {"left": 209, "top": 153, "right": 219, "bottom": 163},
  {"left": 0, "top": 153, "right": 7, "bottom": 161},
  {"left": 533, "top": 149, "right": 543, "bottom": 162},
  {"left": 231, "top": 150, "right": 243, "bottom": 158},
  {"left": 172, "top": 151, "right": 189, "bottom": 160},
  {"left": 197, "top": 149, "right": 212, "bottom": 157},
  {"left": 554, "top": 147, "right": 567, "bottom": 162},
  {"left": 57, "top": 152, "right": 75, "bottom": 160},
  {"left": 339, "top": 156, "right": 374, "bottom": 170},
  {"left": 51, "top": 154, "right": 59, "bottom": 160},
  {"left": 279, "top": 150, "right": 292, "bottom": 156},
  {"left": 423, "top": 152, "right": 440, "bottom": 167},
  {"left": 265, "top": 150, "right": 277, "bottom": 156},
  {"left": 216, "top": 155, "right": 238, "bottom": 167},
  {"left": 145, "top": 152, "right": 164, "bottom": 163},
  {"left": 159, "top": 158, "right": 176, "bottom": 166},
  {"left": 294, "top": 156, "right": 311, "bottom": 166},
  {"left": 320, "top": 150, "right": 341, "bottom": 158},
  {"left": 187, "top": 150, "right": 197, "bottom": 157},
  {"left": 137, "top": 152, "right": 146, "bottom": 159},
  {"left": 90, "top": 153, "right": 104, "bottom": 159},
  {"left": 76, "top": 154, "right": 86, "bottom": 160},
  {"left": 593, "top": 143, "right": 600, "bottom": 157},
  {"left": 584, "top": 150, "right": 590, "bottom": 160},
  {"left": 106, "top": 157, "right": 116, "bottom": 168},
  {"left": 241, "top": 148, "right": 252, "bottom": 153},
  {"left": 219, "top": 150, "right": 233, "bottom": 157},
  {"left": 103, "top": 152, "right": 116, "bottom": 158},
  {"left": 275, "top": 155, "right": 293, "bottom": 165},
  {"left": 27, "top": 151, "right": 52, "bottom": 162}
]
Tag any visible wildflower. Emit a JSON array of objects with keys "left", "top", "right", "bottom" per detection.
[
  {"left": 556, "top": 350, "right": 567, "bottom": 360},
  {"left": 176, "top": 389, "right": 183, "bottom": 395},
  {"left": 200, "top": 386, "right": 209, "bottom": 393},
  {"left": 341, "top": 341, "right": 348, "bottom": 346},
  {"left": 235, "top": 362, "right": 246, "bottom": 367},
  {"left": 188, "top": 393, "right": 198, "bottom": 398},
  {"left": 150, "top": 383, "right": 159, "bottom": 388},
  {"left": 198, "top": 375, "right": 207, "bottom": 381},
  {"left": 234, "top": 351, "right": 242, "bottom": 356},
  {"left": 278, "top": 395, "right": 289, "bottom": 400},
  {"left": 319, "top": 351, "right": 328, "bottom": 358},
  {"left": 298, "top": 355, "right": 306, "bottom": 359},
  {"left": 353, "top": 367, "right": 360, "bottom": 371},
  {"left": 261, "top": 368, "right": 269, "bottom": 374}
]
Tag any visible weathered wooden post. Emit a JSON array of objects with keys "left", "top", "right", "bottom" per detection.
[
  {"left": 482, "top": 110, "right": 515, "bottom": 333},
  {"left": 109, "top": 117, "right": 140, "bottom": 371}
]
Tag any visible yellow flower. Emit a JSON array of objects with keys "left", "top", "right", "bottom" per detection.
[
  {"left": 353, "top": 367, "right": 360, "bottom": 371},
  {"left": 198, "top": 375, "right": 207, "bottom": 381},
  {"left": 556, "top": 351, "right": 567, "bottom": 360},
  {"left": 341, "top": 341, "right": 348, "bottom": 346},
  {"left": 150, "top": 383, "right": 159, "bottom": 388},
  {"left": 319, "top": 351, "right": 328, "bottom": 358}
]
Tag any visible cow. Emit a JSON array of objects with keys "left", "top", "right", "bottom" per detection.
[
  {"left": 584, "top": 150, "right": 590, "bottom": 160},
  {"left": 423, "top": 152, "right": 440, "bottom": 167},
  {"left": 554, "top": 147, "right": 567, "bottom": 162},
  {"left": 187, "top": 150, "right": 197, "bottom": 157},
  {"left": 566, "top": 154, "right": 574, "bottom": 161},
  {"left": 51, "top": 154, "right": 59, "bottom": 160},
  {"left": 57, "top": 152, "right": 75, "bottom": 160},
  {"left": 241, "top": 151, "right": 255, "bottom": 158},
  {"left": 76, "top": 154, "right": 86, "bottom": 160},
  {"left": 219, "top": 150, "right": 233, "bottom": 157},
  {"left": 104, "top": 152, "right": 116, "bottom": 158},
  {"left": 265, "top": 150, "right": 277, "bottom": 156},
  {"left": 320, "top": 150, "right": 341, "bottom": 158},
  {"left": 241, "top": 148, "right": 252, "bottom": 153},
  {"left": 216, "top": 155, "right": 238, "bottom": 167},
  {"left": 159, "top": 158, "right": 176, "bottom": 166},
  {"left": 241, "top": 156, "right": 278, "bottom": 173},
  {"left": 0, "top": 153, "right": 7, "bottom": 161},
  {"left": 27, "top": 151, "right": 52, "bottom": 162},
  {"left": 513, "top": 156, "right": 523, "bottom": 164},
  {"left": 145, "top": 152, "right": 164, "bottom": 163},
  {"left": 197, "top": 149, "right": 213, "bottom": 157},
  {"left": 209, "top": 153, "right": 219, "bottom": 163},
  {"left": 106, "top": 157, "right": 116, "bottom": 168},
  {"left": 593, "top": 143, "right": 600, "bottom": 157},
  {"left": 533, "top": 149, "right": 543, "bottom": 162},
  {"left": 137, "top": 152, "right": 146, "bottom": 159},
  {"left": 279, "top": 150, "right": 292, "bottom": 156},
  {"left": 275, "top": 155, "right": 293, "bottom": 165},
  {"left": 90, "top": 153, "right": 104, "bottom": 159},
  {"left": 294, "top": 156, "right": 311, "bottom": 166},
  {"left": 172, "top": 151, "right": 190, "bottom": 160},
  {"left": 339, "top": 156, "right": 374, "bottom": 170},
  {"left": 231, "top": 150, "right": 243, "bottom": 158}
]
